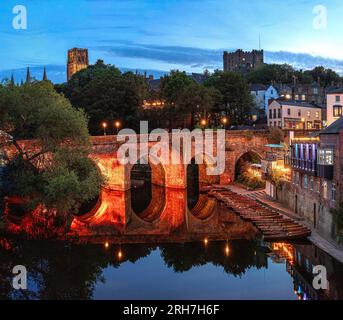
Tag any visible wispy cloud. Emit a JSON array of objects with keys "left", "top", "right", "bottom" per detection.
[{"left": 94, "top": 42, "right": 343, "bottom": 74}]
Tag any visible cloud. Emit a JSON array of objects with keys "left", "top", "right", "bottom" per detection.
[{"left": 94, "top": 42, "right": 343, "bottom": 74}]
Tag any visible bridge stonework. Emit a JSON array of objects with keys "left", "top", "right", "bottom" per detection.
[{"left": 90, "top": 130, "right": 269, "bottom": 191}]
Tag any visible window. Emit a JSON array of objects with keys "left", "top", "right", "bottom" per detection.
[
  {"left": 336, "top": 96, "right": 341, "bottom": 102},
  {"left": 270, "top": 122, "right": 273, "bottom": 127},
  {"left": 333, "top": 105, "right": 342, "bottom": 118},
  {"left": 318, "top": 148, "right": 334, "bottom": 165},
  {"left": 277, "top": 109, "right": 281, "bottom": 118},
  {"left": 323, "top": 181, "right": 328, "bottom": 199},
  {"left": 310, "top": 176, "right": 314, "bottom": 190},
  {"left": 307, "top": 111, "right": 311, "bottom": 117},
  {"left": 278, "top": 121, "right": 282, "bottom": 127},
  {"left": 332, "top": 184, "right": 337, "bottom": 202},
  {"left": 295, "top": 95, "right": 299, "bottom": 100},
  {"left": 298, "top": 109, "right": 302, "bottom": 117},
  {"left": 273, "top": 109, "right": 276, "bottom": 118},
  {"left": 302, "top": 95, "right": 306, "bottom": 101},
  {"left": 287, "top": 108, "right": 291, "bottom": 116},
  {"left": 313, "top": 88, "right": 318, "bottom": 94},
  {"left": 271, "top": 90, "right": 274, "bottom": 95},
  {"left": 269, "top": 109, "right": 273, "bottom": 119},
  {"left": 304, "top": 174, "right": 308, "bottom": 189},
  {"left": 316, "top": 112, "right": 319, "bottom": 118}
]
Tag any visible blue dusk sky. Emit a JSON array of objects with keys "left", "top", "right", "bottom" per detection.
[{"left": 0, "top": 0, "right": 343, "bottom": 83}]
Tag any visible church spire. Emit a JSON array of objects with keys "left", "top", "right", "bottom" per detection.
[
  {"left": 10, "top": 73, "right": 15, "bottom": 86},
  {"left": 26, "top": 67, "right": 31, "bottom": 84},
  {"left": 43, "top": 66, "right": 47, "bottom": 81}
]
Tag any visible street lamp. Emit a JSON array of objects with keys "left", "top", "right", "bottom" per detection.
[
  {"left": 115, "top": 121, "right": 121, "bottom": 134},
  {"left": 201, "top": 119, "right": 207, "bottom": 129},
  {"left": 222, "top": 116, "right": 228, "bottom": 130},
  {"left": 102, "top": 122, "right": 107, "bottom": 136}
]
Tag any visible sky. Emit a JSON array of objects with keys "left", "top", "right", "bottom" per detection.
[{"left": 0, "top": 0, "right": 343, "bottom": 83}]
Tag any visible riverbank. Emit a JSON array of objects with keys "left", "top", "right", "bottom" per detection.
[{"left": 224, "top": 184, "right": 343, "bottom": 264}]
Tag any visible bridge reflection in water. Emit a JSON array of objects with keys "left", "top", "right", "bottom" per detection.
[{"left": 1, "top": 236, "right": 343, "bottom": 300}]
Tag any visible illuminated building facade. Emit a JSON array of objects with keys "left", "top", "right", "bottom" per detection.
[{"left": 281, "top": 118, "right": 343, "bottom": 244}]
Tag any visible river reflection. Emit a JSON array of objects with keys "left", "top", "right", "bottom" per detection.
[{"left": 1, "top": 236, "right": 343, "bottom": 300}]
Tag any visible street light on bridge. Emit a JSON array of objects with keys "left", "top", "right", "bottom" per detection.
[
  {"left": 102, "top": 122, "right": 108, "bottom": 136},
  {"left": 115, "top": 121, "right": 121, "bottom": 134}
]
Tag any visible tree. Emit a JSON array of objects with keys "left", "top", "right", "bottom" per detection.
[
  {"left": 204, "top": 71, "right": 253, "bottom": 125},
  {"left": 161, "top": 70, "right": 195, "bottom": 104},
  {"left": 246, "top": 64, "right": 297, "bottom": 85},
  {"left": 0, "top": 81, "right": 103, "bottom": 234},
  {"left": 305, "top": 66, "right": 341, "bottom": 87},
  {"left": 59, "top": 60, "right": 148, "bottom": 134},
  {"left": 176, "top": 83, "right": 217, "bottom": 129}
]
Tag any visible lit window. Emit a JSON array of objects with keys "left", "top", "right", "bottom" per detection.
[
  {"left": 307, "top": 111, "right": 311, "bottom": 117},
  {"left": 318, "top": 148, "right": 334, "bottom": 165},
  {"left": 333, "top": 105, "right": 342, "bottom": 118},
  {"left": 316, "top": 112, "right": 319, "bottom": 118}
]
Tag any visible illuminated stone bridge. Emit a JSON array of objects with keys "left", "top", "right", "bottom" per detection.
[{"left": 4, "top": 130, "right": 270, "bottom": 237}]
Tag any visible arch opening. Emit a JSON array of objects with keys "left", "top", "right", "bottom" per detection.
[
  {"left": 186, "top": 157, "right": 216, "bottom": 220},
  {"left": 130, "top": 158, "right": 165, "bottom": 222},
  {"left": 235, "top": 151, "right": 265, "bottom": 190}
]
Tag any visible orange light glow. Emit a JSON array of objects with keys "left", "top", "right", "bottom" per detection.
[
  {"left": 117, "top": 250, "right": 123, "bottom": 259},
  {"left": 201, "top": 119, "right": 207, "bottom": 126},
  {"left": 204, "top": 238, "right": 209, "bottom": 245},
  {"left": 115, "top": 121, "right": 121, "bottom": 128},
  {"left": 102, "top": 122, "right": 107, "bottom": 128},
  {"left": 104, "top": 242, "right": 109, "bottom": 248},
  {"left": 225, "top": 244, "right": 230, "bottom": 256}
]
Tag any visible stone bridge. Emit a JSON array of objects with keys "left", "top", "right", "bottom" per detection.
[{"left": 3, "top": 130, "right": 269, "bottom": 237}]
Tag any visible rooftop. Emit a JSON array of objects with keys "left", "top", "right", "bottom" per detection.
[
  {"left": 320, "top": 117, "right": 343, "bottom": 134},
  {"left": 326, "top": 87, "right": 343, "bottom": 94},
  {"left": 274, "top": 100, "right": 322, "bottom": 109}
]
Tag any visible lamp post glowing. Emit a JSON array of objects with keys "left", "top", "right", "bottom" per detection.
[
  {"left": 115, "top": 121, "right": 121, "bottom": 134},
  {"left": 201, "top": 119, "right": 207, "bottom": 129},
  {"left": 222, "top": 116, "right": 228, "bottom": 130},
  {"left": 102, "top": 122, "right": 107, "bottom": 136}
]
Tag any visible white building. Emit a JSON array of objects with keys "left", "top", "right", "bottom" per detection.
[
  {"left": 250, "top": 84, "right": 267, "bottom": 111},
  {"left": 326, "top": 88, "right": 343, "bottom": 126},
  {"left": 268, "top": 100, "right": 322, "bottom": 130},
  {"left": 265, "top": 85, "right": 279, "bottom": 112}
]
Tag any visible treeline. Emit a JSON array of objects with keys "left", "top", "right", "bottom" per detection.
[
  {"left": 55, "top": 60, "right": 254, "bottom": 134},
  {"left": 246, "top": 64, "right": 342, "bottom": 86}
]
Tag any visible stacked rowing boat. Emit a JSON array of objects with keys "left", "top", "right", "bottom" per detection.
[{"left": 208, "top": 187, "right": 311, "bottom": 241}]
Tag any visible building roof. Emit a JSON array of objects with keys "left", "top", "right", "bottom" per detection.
[
  {"left": 250, "top": 84, "right": 267, "bottom": 91},
  {"left": 326, "top": 87, "right": 343, "bottom": 94},
  {"left": 274, "top": 100, "right": 322, "bottom": 109},
  {"left": 320, "top": 117, "right": 343, "bottom": 134}
]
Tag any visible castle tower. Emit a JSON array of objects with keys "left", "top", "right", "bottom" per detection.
[
  {"left": 67, "top": 48, "right": 89, "bottom": 81},
  {"left": 223, "top": 49, "right": 264, "bottom": 74}
]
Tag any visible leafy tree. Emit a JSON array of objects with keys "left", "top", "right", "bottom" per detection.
[
  {"left": 0, "top": 81, "right": 103, "bottom": 233},
  {"left": 59, "top": 60, "right": 148, "bottom": 134},
  {"left": 246, "top": 64, "right": 297, "bottom": 85},
  {"left": 305, "top": 66, "right": 341, "bottom": 87},
  {"left": 204, "top": 71, "right": 253, "bottom": 125},
  {"left": 175, "top": 83, "right": 218, "bottom": 129},
  {"left": 161, "top": 70, "right": 195, "bottom": 104}
]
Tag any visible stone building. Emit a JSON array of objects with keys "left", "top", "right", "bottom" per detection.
[
  {"left": 281, "top": 118, "right": 343, "bottom": 244},
  {"left": 67, "top": 48, "right": 89, "bottom": 81},
  {"left": 223, "top": 49, "right": 264, "bottom": 74}
]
